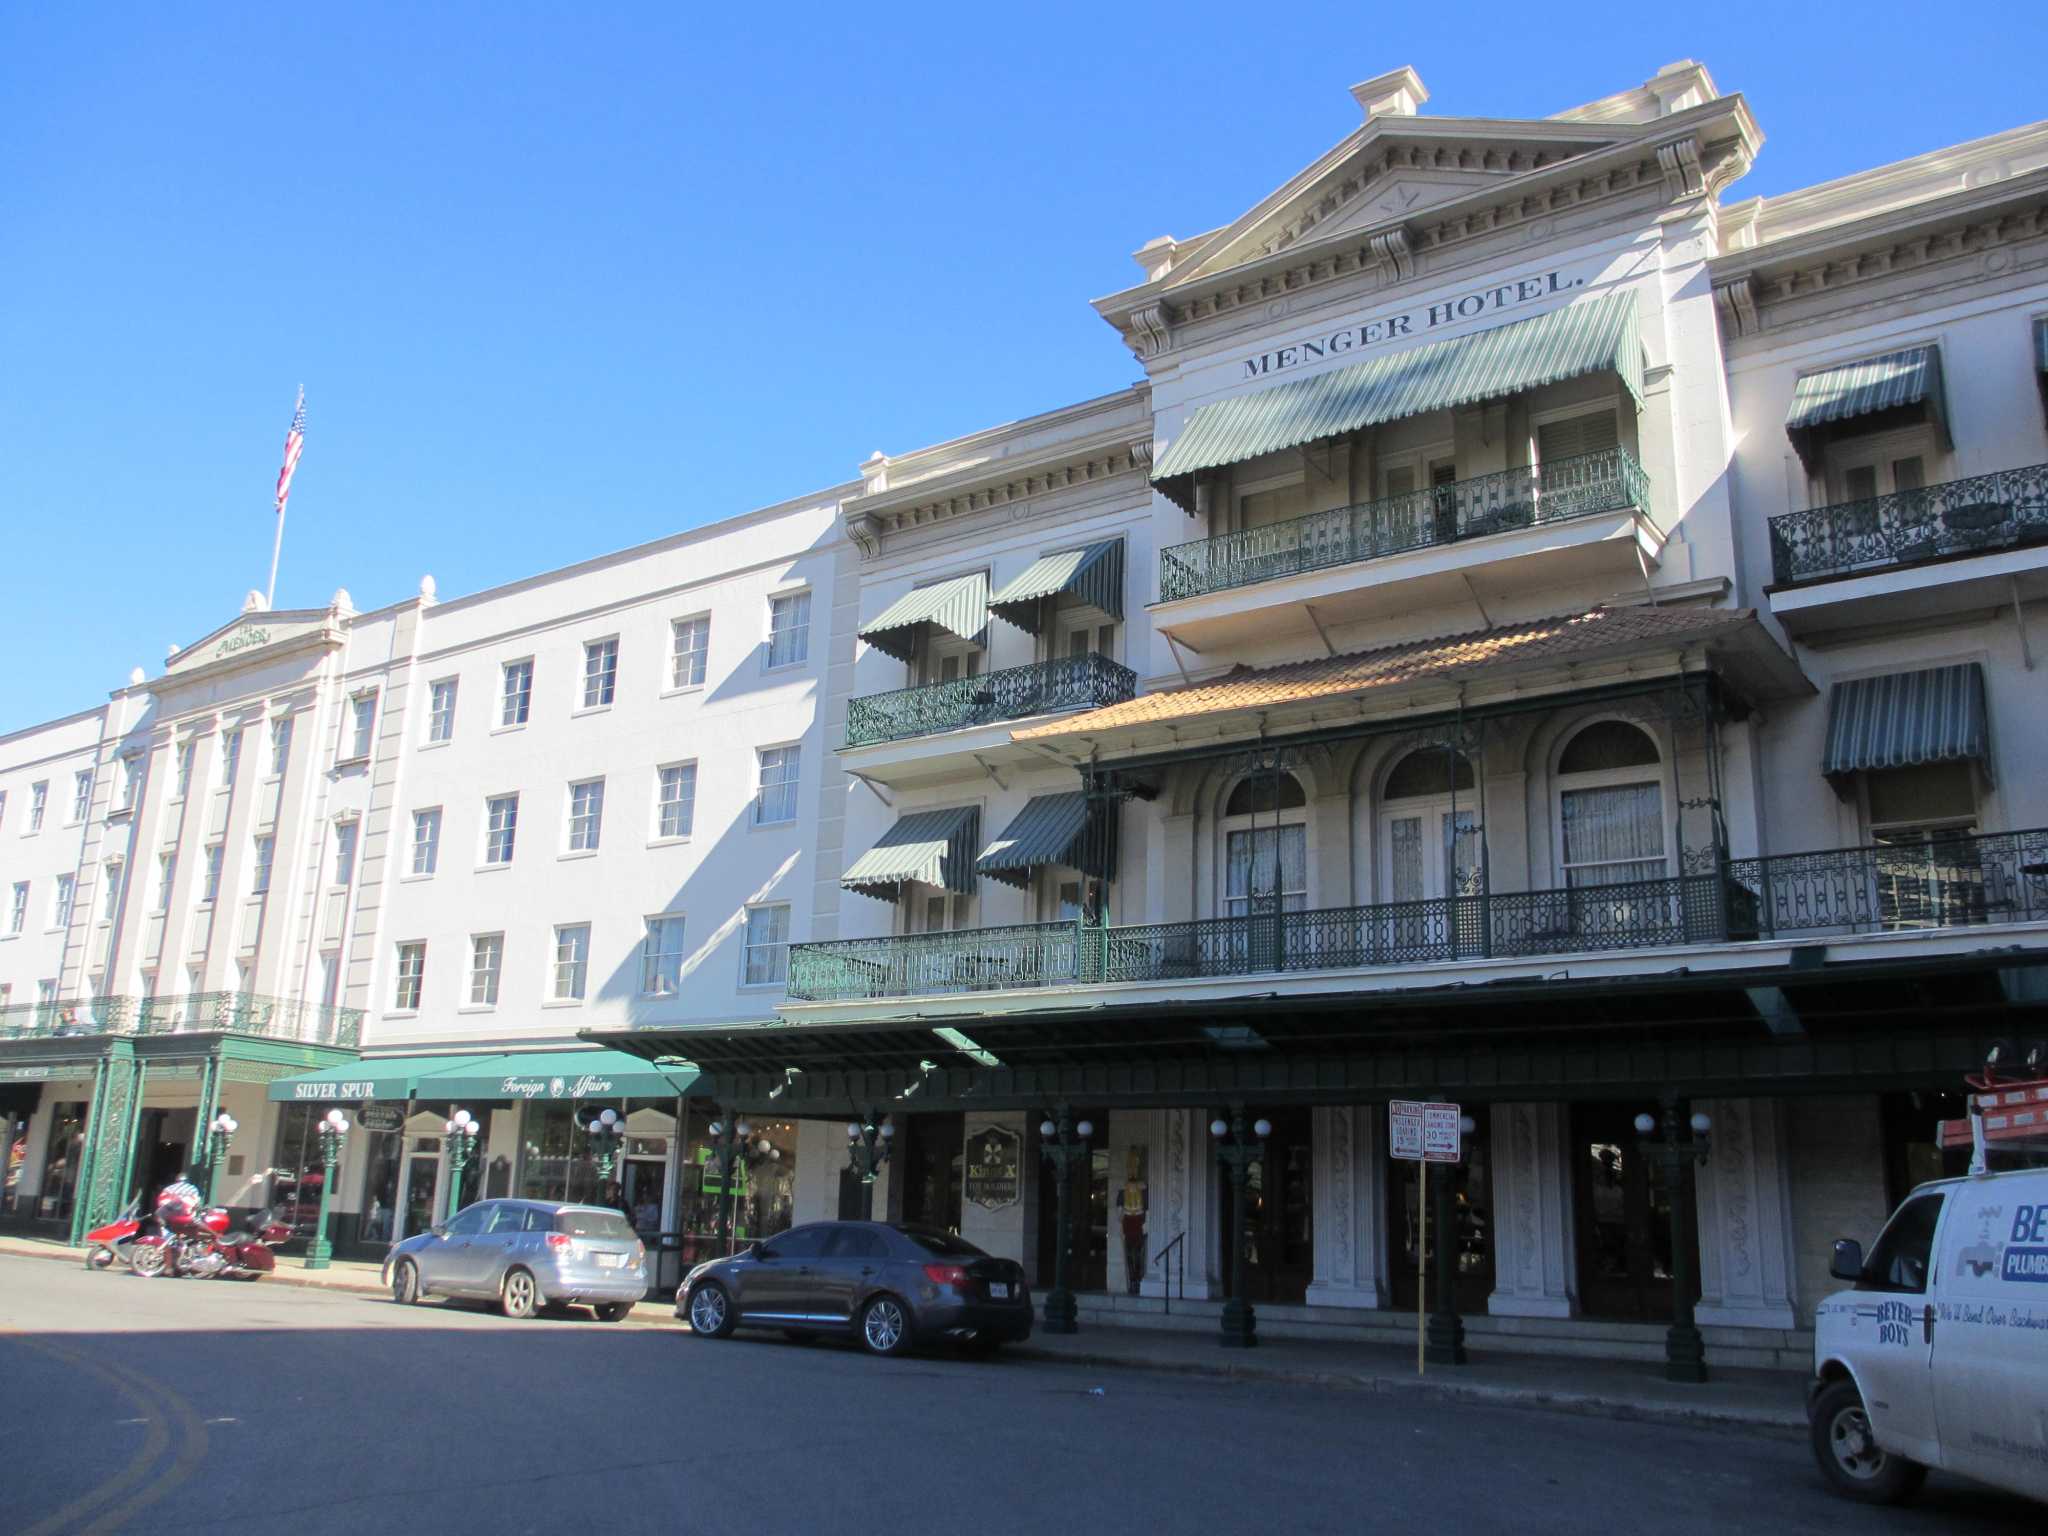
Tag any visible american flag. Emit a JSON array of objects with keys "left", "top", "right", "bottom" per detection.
[{"left": 274, "top": 387, "right": 306, "bottom": 514}]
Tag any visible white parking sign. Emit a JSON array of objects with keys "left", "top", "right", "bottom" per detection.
[{"left": 1389, "top": 1100, "right": 1463, "bottom": 1163}]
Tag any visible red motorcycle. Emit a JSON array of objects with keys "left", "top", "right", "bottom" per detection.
[
  {"left": 83, "top": 1196, "right": 153, "bottom": 1272},
  {"left": 131, "top": 1189, "right": 293, "bottom": 1281}
]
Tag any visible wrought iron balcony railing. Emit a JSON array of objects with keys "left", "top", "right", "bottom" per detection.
[
  {"left": 1767, "top": 462, "right": 2048, "bottom": 586},
  {"left": 845, "top": 652, "right": 1137, "bottom": 749},
  {"left": 0, "top": 991, "right": 364, "bottom": 1048},
  {"left": 1158, "top": 447, "right": 1653, "bottom": 603},
  {"left": 785, "top": 827, "right": 2048, "bottom": 1002}
]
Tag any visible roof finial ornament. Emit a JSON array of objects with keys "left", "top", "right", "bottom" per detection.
[
  {"left": 242, "top": 588, "right": 267, "bottom": 614},
  {"left": 1349, "top": 66, "right": 1428, "bottom": 121}
]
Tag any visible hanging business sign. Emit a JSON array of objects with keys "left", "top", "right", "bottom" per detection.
[
  {"left": 355, "top": 1105, "right": 404, "bottom": 1133},
  {"left": 964, "top": 1125, "right": 1022, "bottom": 1211}
]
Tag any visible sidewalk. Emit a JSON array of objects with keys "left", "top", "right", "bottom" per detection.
[{"left": 3, "top": 1234, "right": 1805, "bottom": 1434}]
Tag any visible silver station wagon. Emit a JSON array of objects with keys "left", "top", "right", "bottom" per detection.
[{"left": 384, "top": 1199, "right": 648, "bottom": 1320}]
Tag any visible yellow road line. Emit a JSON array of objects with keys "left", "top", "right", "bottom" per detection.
[{"left": 6, "top": 1336, "right": 172, "bottom": 1536}]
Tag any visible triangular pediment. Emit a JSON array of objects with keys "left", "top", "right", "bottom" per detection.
[{"left": 161, "top": 607, "right": 338, "bottom": 680}]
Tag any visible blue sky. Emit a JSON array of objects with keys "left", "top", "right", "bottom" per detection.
[{"left": 2, "top": 5, "right": 2040, "bottom": 729}]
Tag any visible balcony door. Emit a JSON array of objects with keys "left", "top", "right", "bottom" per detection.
[
  {"left": 1378, "top": 750, "right": 1481, "bottom": 960},
  {"left": 1222, "top": 774, "right": 1307, "bottom": 973}
]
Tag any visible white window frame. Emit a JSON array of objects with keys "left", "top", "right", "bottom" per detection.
[
  {"left": 483, "top": 794, "right": 520, "bottom": 866},
  {"left": 269, "top": 715, "right": 294, "bottom": 778},
  {"left": 1376, "top": 442, "right": 1458, "bottom": 502},
  {"left": 1229, "top": 463, "right": 1312, "bottom": 536},
  {"left": 7, "top": 881, "right": 27, "bottom": 934},
  {"left": 410, "top": 807, "right": 442, "bottom": 877},
  {"left": 1217, "top": 774, "right": 1310, "bottom": 919},
  {"left": 566, "top": 778, "right": 605, "bottom": 853},
  {"left": 640, "top": 913, "right": 685, "bottom": 997},
  {"left": 220, "top": 728, "right": 243, "bottom": 788},
  {"left": 551, "top": 923, "right": 590, "bottom": 1002},
  {"left": 52, "top": 873, "right": 75, "bottom": 929},
  {"left": 251, "top": 835, "right": 275, "bottom": 895},
  {"left": 344, "top": 692, "right": 378, "bottom": 762},
  {"left": 118, "top": 757, "right": 143, "bottom": 811},
  {"left": 669, "top": 614, "right": 710, "bottom": 690},
  {"left": 393, "top": 941, "right": 426, "bottom": 1012},
  {"left": 427, "top": 678, "right": 459, "bottom": 744},
  {"left": 173, "top": 742, "right": 194, "bottom": 799},
  {"left": 1820, "top": 423, "right": 1942, "bottom": 508},
  {"left": 500, "top": 659, "right": 534, "bottom": 728},
  {"left": 741, "top": 903, "right": 792, "bottom": 988},
  {"left": 333, "top": 821, "right": 359, "bottom": 887},
  {"left": 28, "top": 780, "right": 47, "bottom": 832},
  {"left": 102, "top": 861, "right": 124, "bottom": 923},
  {"left": 581, "top": 637, "right": 619, "bottom": 710},
  {"left": 70, "top": 769, "right": 93, "bottom": 824},
  {"left": 1549, "top": 717, "right": 1676, "bottom": 889},
  {"left": 766, "top": 590, "right": 812, "bottom": 671},
  {"left": 155, "top": 855, "right": 175, "bottom": 913},
  {"left": 754, "top": 744, "right": 800, "bottom": 826},
  {"left": 655, "top": 761, "right": 697, "bottom": 841},
  {"left": 467, "top": 932, "right": 504, "bottom": 1008},
  {"left": 201, "top": 845, "right": 224, "bottom": 905}
]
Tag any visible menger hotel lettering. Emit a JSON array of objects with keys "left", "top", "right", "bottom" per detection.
[{"left": 1241, "top": 269, "right": 1588, "bottom": 381}]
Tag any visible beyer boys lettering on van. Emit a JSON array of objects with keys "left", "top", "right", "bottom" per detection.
[{"left": 1240, "top": 270, "right": 1589, "bottom": 382}]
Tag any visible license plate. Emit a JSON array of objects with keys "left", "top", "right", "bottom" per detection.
[
  {"left": 988, "top": 1281, "right": 1009, "bottom": 1298},
  {"left": 596, "top": 1252, "right": 626, "bottom": 1269}
]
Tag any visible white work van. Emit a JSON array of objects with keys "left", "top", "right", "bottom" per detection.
[{"left": 1810, "top": 1164, "right": 2048, "bottom": 1505}]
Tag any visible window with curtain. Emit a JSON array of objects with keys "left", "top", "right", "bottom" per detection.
[
  {"left": 1556, "top": 722, "right": 1665, "bottom": 889},
  {"left": 1225, "top": 825, "right": 1307, "bottom": 915}
]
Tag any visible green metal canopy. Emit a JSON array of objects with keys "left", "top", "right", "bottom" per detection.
[
  {"left": 976, "top": 792, "right": 1092, "bottom": 888},
  {"left": 265, "top": 1054, "right": 496, "bottom": 1103},
  {"left": 1821, "top": 663, "right": 1988, "bottom": 778},
  {"left": 988, "top": 541, "right": 1125, "bottom": 634},
  {"left": 404, "top": 1049, "right": 696, "bottom": 1101},
  {"left": 841, "top": 806, "right": 981, "bottom": 900},
  {"left": 857, "top": 572, "right": 989, "bottom": 663},
  {"left": 1152, "top": 289, "right": 1644, "bottom": 511},
  {"left": 1785, "top": 345, "right": 1949, "bottom": 463}
]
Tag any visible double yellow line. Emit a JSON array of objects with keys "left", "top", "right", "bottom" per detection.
[{"left": 3, "top": 1334, "right": 210, "bottom": 1536}]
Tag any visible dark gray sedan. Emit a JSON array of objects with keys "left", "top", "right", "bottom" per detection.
[{"left": 679, "top": 1221, "right": 1031, "bottom": 1356}]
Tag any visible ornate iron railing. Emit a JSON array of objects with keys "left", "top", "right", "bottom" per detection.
[
  {"left": 0, "top": 991, "right": 363, "bottom": 1048},
  {"left": 1158, "top": 447, "right": 1652, "bottom": 602},
  {"left": 785, "top": 829, "right": 2048, "bottom": 1001},
  {"left": 845, "top": 653, "right": 1137, "bottom": 749},
  {"left": 1767, "top": 462, "right": 2048, "bottom": 585}
]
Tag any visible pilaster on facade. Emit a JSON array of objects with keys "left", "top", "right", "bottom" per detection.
[
  {"left": 1140, "top": 1108, "right": 1219, "bottom": 1302},
  {"left": 1487, "top": 1102, "right": 1578, "bottom": 1319},
  {"left": 1693, "top": 1096, "right": 1800, "bottom": 1330},
  {"left": 1303, "top": 1104, "right": 1389, "bottom": 1309}
]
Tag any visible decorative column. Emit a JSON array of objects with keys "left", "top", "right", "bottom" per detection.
[
  {"left": 1140, "top": 1108, "right": 1217, "bottom": 1301},
  {"left": 1304, "top": 1105, "right": 1388, "bottom": 1308},
  {"left": 1693, "top": 1098, "right": 1799, "bottom": 1330},
  {"left": 1487, "top": 1102, "right": 1578, "bottom": 1318}
]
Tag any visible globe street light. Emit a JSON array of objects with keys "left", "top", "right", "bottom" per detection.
[
  {"left": 442, "top": 1108, "right": 480, "bottom": 1225},
  {"left": 304, "top": 1109, "right": 349, "bottom": 1270},
  {"left": 1636, "top": 1096, "right": 1713, "bottom": 1383},
  {"left": 1038, "top": 1109, "right": 1094, "bottom": 1335},
  {"left": 585, "top": 1107, "right": 625, "bottom": 1185},
  {"left": 1211, "top": 1109, "right": 1271, "bottom": 1349},
  {"left": 705, "top": 1115, "right": 757, "bottom": 1252},
  {"left": 847, "top": 1114, "right": 893, "bottom": 1222},
  {"left": 206, "top": 1112, "right": 239, "bottom": 1204}
]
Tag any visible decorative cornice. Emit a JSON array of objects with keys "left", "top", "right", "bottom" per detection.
[
  {"left": 1657, "top": 137, "right": 1704, "bottom": 200},
  {"left": 1127, "top": 301, "right": 1173, "bottom": 360},
  {"left": 1368, "top": 227, "right": 1415, "bottom": 283},
  {"left": 1711, "top": 274, "right": 1759, "bottom": 337},
  {"left": 841, "top": 434, "right": 1154, "bottom": 553}
]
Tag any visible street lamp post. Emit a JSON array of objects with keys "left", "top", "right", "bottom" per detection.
[
  {"left": 304, "top": 1109, "right": 349, "bottom": 1270},
  {"left": 205, "top": 1112, "right": 239, "bottom": 1205},
  {"left": 1037, "top": 1108, "right": 1094, "bottom": 1336},
  {"left": 441, "top": 1108, "right": 480, "bottom": 1226},
  {"left": 1635, "top": 1094, "right": 1713, "bottom": 1383},
  {"left": 585, "top": 1107, "right": 625, "bottom": 1186},
  {"left": 1426, "top": 1112, "right": 1478, "bottom": 1367},
  {"left": 1211, "top": 1108, "right": 1271, "bottom": 1349},
  {"left": 705, "top": 1115, "right": 754, "bottom": 1252},
  {"left": 846, "top": 1114, "right": 893, "bottom": 1221}
]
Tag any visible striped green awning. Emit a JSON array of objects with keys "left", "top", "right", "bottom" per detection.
[
  {"left": 989, "top": 541, "right": 1124, "bottom": 634},
  {"left": 841, "top": 806, "right": 982, "bottom": 900},
  {"left": 1152, "top": 290, "right": 1643, "bottom": 511},
  {"left": 976, "top": 793, "right": 1090, "bottom": 887},
  {"left": 1785, "top": 345, "right": 1949, "bottom": 461},
  {"left": 858, "top": 572, "right": 988, "bottom": 663},
  {"left": 1822, "top": 663, "right": 1988, "bottom": 777}
]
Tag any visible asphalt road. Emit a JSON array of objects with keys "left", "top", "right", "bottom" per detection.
[{"left": 0, "top": 1254, "right": 2037, "bottom": 1536}]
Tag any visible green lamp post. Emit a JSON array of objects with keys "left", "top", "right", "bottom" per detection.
[
  {"left": 706, "top": 1115, "right": 751, "bottom": 1252},
  {"left": 205, "top": 1111, "right": 239, "bottom": 1205},
  {"left": 585, "top": 1107, "right": 625, "bottom": 1190},
  {"left": 846, "top": 1114, "right": 893, "bottom": 1221},
  {"left": 1211, "top": 1108, "right": 1271, "bottom": 1349},
  {"left": 304, "top": 1108, "right": 349, "bottom": 1270},
  {"left": 1037, "top": 1108, "right": 1094, "bottom": 1336},
  {"left": 1636, "top": 1094, "right": 1713, "bottom": 1383},
  {"left": 441, "top": 1108, "right": 480, "bottom": 1226}
]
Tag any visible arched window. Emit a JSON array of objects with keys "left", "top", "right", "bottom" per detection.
[
  {"left": 1556, "top": 721, "right": 1665, "bottom": 888},
  {"left": 1382, "top": 749, "right": 1475, "bottom": 800},
  {"left": 1221, "top": 772, "right": 1307, "bottom": 917},
  {"left": 1224, "top": 774, "right": 1306, "bottom": 817},
  {"left": 1378, "top": 750, "right": 1479, "bottom": 902}
]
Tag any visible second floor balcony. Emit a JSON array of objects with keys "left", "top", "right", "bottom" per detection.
[
  {"left": 0, "top": 990, "right": 364, "bottom": 1050},
  {"left": 844, "top": 652, "right": 1136, "bottom": 751}
]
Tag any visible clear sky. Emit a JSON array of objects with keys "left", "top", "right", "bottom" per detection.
[{"left": 3, "top": 4, "right": 2041, "bottom": 730}]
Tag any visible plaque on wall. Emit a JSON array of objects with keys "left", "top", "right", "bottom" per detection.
[
  {"left": 356, "top": 1105, "right": 404, "bottom": 1134},
  {"left": 964, "top": 1125, "right": 1021, "bottom": 1211}
]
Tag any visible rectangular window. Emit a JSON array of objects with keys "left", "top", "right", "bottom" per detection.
[
  {"left": 1559, "top": 784, "right": 1666, "bottom": 888},
  {"left": 501, "top": 660, "right": 533, "bottom": 726},
  {"left": 657, "top": 762, "right": 697, "bottom": 839},
  {"left": 552, "top": 923, "right": 590, "bottom": 1001},
  {"left": 347, "top": 694, "right": 377, "bottom": 761},
  {"left": 8, "top": 882, "right": 26, "bottom": 934},
  {"left": 755, "top": 745, "right": 800, "bottom": 825},
  {"left": 767, "top": 591, "right": 811, "bottom": 669},
  {"left": 118, "top": 758, "right": 143, "bottom": 810},
  {"left": 485, "top": 794, "right": 519, "bottom": 864},
  {"left": 670, "top": 616, "right": 710, "bottom": 689},
  {"left": 201, "top": 846, "right": 224, "bottom": 904},
  {"left": 174, "top": 742, "right": 194, "bottom": 798},
  {"left": 36, "top": 980, "right": 56, "bottom": 1021},
  {"left": 156, "top": 855, "right": 175, "bottom": 912},
  {"left": 410, "top": 808, "right": 442, "bottom": 876},
  {"left": 394, "top": 942, "right": 425, "bottom": 1011},
  {"left": 0, "top": 790, "right": 7, "bottom": 829},
  {"left": 743, "top": 904, "right": 791, "bottom": 987},
  {"left": 428, "top": 679, "right": 458, "bottom": 743},
  {"left": 319, "top": 953, "right": 341, "bottom": 1008},
  {"left": 270, "top": 716, "right": 293, "bottom": 777},
  {"left": 582, "top": 638, "right": 619, "bottom": 708},
  {"left": 29, "top": 781, "right": 47, "bottom": 831},
  {"left": 567, "top": 779, "right": 605, "bottom": 852},
  {"left": 333, "top": 822, "right": 359, "bottom": 886},
  {"left": 71, "top": 770, "right": 92, "bottom": 824},
  {"left": 640, "top": 914, "right": 684, "bottom": 997},
  {"left": 102, "top": 861, "right": 123, "bottom": 922},
  {"left": 220, "top": 729, "right": 243, "bottom": 787},
  {"left": 468, "top": 933, "right": 503, "bottom": 1007},
  {"left": 252, "top": 836, "right": 275, "bottom": 895},
  {"left": 52, "top": 874, "right": 75, "bottom": 928}
]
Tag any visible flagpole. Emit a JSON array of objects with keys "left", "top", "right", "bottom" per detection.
[
  {"left": 265, "top": 499, "right": 288, "bottom": 611},
  {"left": 265, "top": 385, "right": 305, "bottom": 610}
]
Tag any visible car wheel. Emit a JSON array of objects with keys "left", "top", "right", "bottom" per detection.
[
  {"left": 594, "top": 1302, "right": 633, "bottom": 1323},
  {"left": 859, "top": 1294, "right": 912, "bottom": 1358},
  {"left": 687, "top": 1281, "right": 735, "bottom": 1339},
  {"left": 391, "top": 1259, "right": 420, "bottom": 1305},
  {"left": 501, "top": 1267, "right": 541, "bottom": 1320},
  {"left": 1811, "top": 1379, "right": 1926, "bottom": 1504}
]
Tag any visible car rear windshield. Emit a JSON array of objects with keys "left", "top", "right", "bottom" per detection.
[
  {"left": 903, "top": 1229, "right": 986, "bottom": 1258},
  {"left": 555, "top": 1209, "right": 636, "bottom": 1239}
]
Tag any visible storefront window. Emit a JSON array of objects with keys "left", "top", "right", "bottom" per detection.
[
  {"left": 37, "top": 1103, "right": 87, "bottom": 1221},
  {"left": 360, "top": 1130, "right": 401, "bottom": 1245},
  {"left": 677, "top": 1113, "right": 796, "bottom": 1263},
  {"left": 270, "top": 1103, "right": 327, "bottom": 1234}
]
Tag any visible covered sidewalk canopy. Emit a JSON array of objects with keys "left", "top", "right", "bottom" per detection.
[
  {"left": 1821, "top": 663, "right": 1989, "bottom": 780},
  {"left": 856, "top": 571, "right": 989, "bottom": 663},
  {"left": 267, "top": 1047, "right": 698, "bottom": 1102},
  {"left": 1784, "top": 344, "right": 1950, "bottom": 468},
  {"left": 975, "top": 792, "right": 1107, "bottom": 889},
  {"left": 988, "top": 540, "right": 1124, "bottom": 634},
  {"left": 1151, "top": 289, "right": 1644, "bottom": 511},
  {"left": 840, "top": 806, "right": 982, "bottom": 900}
]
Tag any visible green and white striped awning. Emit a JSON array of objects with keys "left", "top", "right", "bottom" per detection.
[
  {"left": 857, "top": 572, "right": 989, "bottom": 663},
  {"left": 1822, "top": 663, "right": 1988, "bottom": 778},
  {"left": 1151, "top": 289, "right": 1644, "bottom": 511},
  {"left": 841, "top": 806, "right": 982, "bottom": 900},
  {"left": 1785, "top": 345, "right": 1949, "bottom": 461},
  {"left": 988, "top": 541, "right": 1124, "bottom": 634},
  {"left": 976, "top": 793, "right": 1091, "bottom": 888}
]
